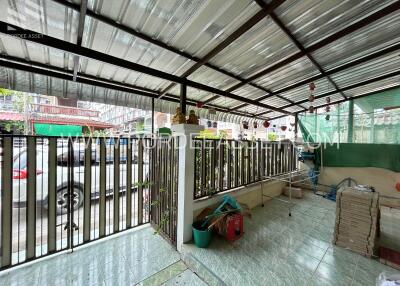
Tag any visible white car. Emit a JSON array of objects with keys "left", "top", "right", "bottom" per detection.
[{"left": 9, "top": 147, "right": 148, "bottom": 215}]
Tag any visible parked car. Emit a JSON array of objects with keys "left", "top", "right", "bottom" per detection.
[{"left": 9, "top": 147, "right": 148, "bottom": 215}]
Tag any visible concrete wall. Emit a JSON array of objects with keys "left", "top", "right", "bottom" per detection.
[
  {"left": 193, "top": 180, "right": 286, "bottom": 219},
  {"left": 319, "top": 167, "right": 400, "bottom": 207}
]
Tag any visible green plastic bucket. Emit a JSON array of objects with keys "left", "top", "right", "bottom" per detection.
[{"left": 192, "top": 221, "right": 212, "bottom": 248}]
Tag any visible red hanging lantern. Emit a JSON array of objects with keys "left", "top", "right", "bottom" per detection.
[
  {"left": 309, "top": 82, "right": 316, "bottom": 91},
  {"left": 196, "top": 102, "right": 204, "bottom": 108},
  {"left": 243, "top": 121, "right": 249, "bottom": 129},
  {"left": 281, "top": 125, "right": 287, "bottom": 131},
  {"left": 263, "top": 120, "right": 270, "bottom": 128}
]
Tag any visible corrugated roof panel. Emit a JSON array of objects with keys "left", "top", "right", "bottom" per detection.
[
  {"left": 232, "top": 85, "right": 266, "bottom": 101},
  {"left": 312, "top": 12, "right": 400, "bottom": 71},
  {"left": 279, "top": 78, "right": 336, "bottom": 103},
  {"left": 0, "top": 35, "right": 74, "bottom": 70},
  {"left": 0, "top": 0, "right": 79, "bottom": 42},
  {"left": 344, "top": 76, "right": 400, "bottom": 98},
  {"left": 284, "top": 105, "right": 304, "bottom": 113},
  {"left": 330, "top": 51, "right": 400, "bottom": 89},
  {"left": 236, "top": 105, "right": 268, "bottom": 115},
  {"left": 274, "top": 0, "right": 397, "bottom": 48},
  {"left": 82, "top": 18, "right": 195, "bottom": 76},
  {"left": 91, "top": 0, "right": 259, "bottom": 58},
  {"left": 254, "top": 56, "right": 320, "bottom": 91},
  {"left": 265, "top": 111, "right": 285, "bottom": 119},
  {"left": 312, "top": 93, "right": 343, "bottom": 107},
  {"left": 212, "top": 97, "right": 242, "bottom": 109},
  {"left": 209, "top": 16, "right": 299, "bottom": 78},
  {"left": 261, "top": 95, "right": 290, "bottom": 108},
  {"left": 188, "top": 66, "right": 240, "bottom": 91}
]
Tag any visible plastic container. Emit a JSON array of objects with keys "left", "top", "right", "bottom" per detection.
[{"left": 192, "top": 221, "right": 212, "bottom": 248}]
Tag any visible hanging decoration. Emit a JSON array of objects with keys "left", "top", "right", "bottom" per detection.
[
  {"left": 243, "top": 121, "right": 249, "bottom": 130},
  {"left": 253, "top": 121, "right": 258, "bottom": 129},
  {"left": 281, "top": 125, "right": 287, "bottom": 131},
  {"left": 196, "top": 102, "right": 204, "bottom": 108},
  {"left": 263, "top": 120, "right": 270, "bottom": 128},
  {"left": 207, "top": 120, "right": 212, "bottom": 128},
  {"left": 290, "top": 122, "right": 295, "bottom": 127},
  {"left": 308, "top": 82, "right": 316, "bottom": 102},
  {"left": 212, "top": 121, "right": 218, "bottom": 128},
  {"left": 325, "top": 96, "right": 331, "bottom": 120},
  {"left": 308, "top": 82, "right": 316, "bottom": 113}
]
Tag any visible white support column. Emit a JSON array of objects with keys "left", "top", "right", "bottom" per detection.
[{"left": 171, "top": 124, "right": 204, "bottom": 252}]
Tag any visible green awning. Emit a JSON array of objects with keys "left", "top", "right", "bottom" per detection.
[{"left": 34, "top": 123, "right": 82, "bottom": 136}]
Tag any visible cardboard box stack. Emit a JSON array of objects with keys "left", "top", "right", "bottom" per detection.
[
  {"left": 333, "top": 186, "right": 379, "bottom": 257},
  {"left": 380, "top": 206, "right": 400, "bottom": 251}
]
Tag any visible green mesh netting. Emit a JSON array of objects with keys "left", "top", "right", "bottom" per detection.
[
  {"left": 298, "top": 88, "right": 400, "bottom": 172},
  {"left": 299, "top": 88, "right": 400, "bottom": 144}
]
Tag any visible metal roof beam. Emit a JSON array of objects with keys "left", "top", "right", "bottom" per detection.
[
  {"left": 269, "top": 12, "right": 347, "bottom": 99},
  {"left": 205, "top": 1, "right": 400, "bottom": 105},
  {"left": 0, "top": 55, "right": 267, "bottom": 120},
  {"left": 257, "top": 70, "right": 400, "bottom": 116},
  {"left": 229, "top": 1, "right": 346, "bottom": 112},
  {"left": 52, "top": 0, "right": 289, "bottom": 108},
  {"left": 268, "top": 84, "right": 400, "bottom": 121},
  {"left": 72, "top": 0, "right": 87, "bottom": 82},
  {"left": 0, "top": 21, "right": 290, "bottom": 115},
  {"left": 158, "top": 0, "right": 286, "bottom": 98}
]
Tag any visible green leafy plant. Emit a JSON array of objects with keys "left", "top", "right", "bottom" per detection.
[{"left": 268, "top": 133, "right": 278, "bottom": 141}]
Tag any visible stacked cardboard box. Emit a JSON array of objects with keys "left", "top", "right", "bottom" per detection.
[
  {"left": 380, "top": 206, "right": 400, "bottom": 252},
  {"left": 333, "top": 186, "right": 379, "bottom": 257}
]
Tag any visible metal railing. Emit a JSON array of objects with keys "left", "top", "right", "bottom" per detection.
[
  {"left": 150, "top": 137, "right": 179, "bottom": 247},
  {"left": 0, "top": 135, "right": 152, "bottom": 270},
  {"left": 193, "top": 139, "right": 298, "bottom": 199}
]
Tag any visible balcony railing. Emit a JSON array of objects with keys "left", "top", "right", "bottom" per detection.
[
  {"left": 193, "top": 139, "right": 298, "bottom": 199},
  {"left": 0, "top": 135, "right": 152, "bottom": 270}
]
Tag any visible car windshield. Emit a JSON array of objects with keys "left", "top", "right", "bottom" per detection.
[{"left": 13, "top": 150, "right": 27, "bottom": 170}]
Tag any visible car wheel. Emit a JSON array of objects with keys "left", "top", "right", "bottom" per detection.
[{"left": 56, "top": 187, "right": 83, "bottom": 215}]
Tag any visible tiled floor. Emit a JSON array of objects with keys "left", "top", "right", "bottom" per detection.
[
  {"left": 0, "top": 225, "right": 205, "bottom": 286},
  {"left": 182, "top": 191, "right": 400, "bottom": 286}
]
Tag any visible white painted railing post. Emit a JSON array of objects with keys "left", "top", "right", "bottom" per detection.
[{"left": 171, "top": 124, "right": 204, "bottom": 252}]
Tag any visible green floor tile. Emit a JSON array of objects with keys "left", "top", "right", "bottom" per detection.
[{"left": 141, "top": 261, "right": 187, "bottom": 286}]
